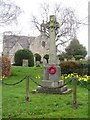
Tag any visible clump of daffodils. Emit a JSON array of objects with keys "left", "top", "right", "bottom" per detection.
[
  {"left": 0, "top": 75, "right": 7, "bottom": 79},
  {"left": 61, "top": 73, "right": 90, "bottom": 82},
  {"left": 36, "top": 75, "right": 40, "bottom": 79}
]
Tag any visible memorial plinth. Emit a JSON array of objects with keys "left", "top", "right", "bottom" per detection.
[{"left": 32, "top": 15, "right": 71, "bottom": 94}]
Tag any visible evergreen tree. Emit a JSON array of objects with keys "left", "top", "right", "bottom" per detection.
[{"left": 65, "top": 38, "right": 87, "bottom": 59}]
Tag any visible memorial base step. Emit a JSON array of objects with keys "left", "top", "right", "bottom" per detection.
[{"left": 32, "top": 80, "right": 72, "bottom": 94}]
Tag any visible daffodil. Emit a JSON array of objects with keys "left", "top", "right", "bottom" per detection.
[
  {"left": 61, "top": 73, "right": 89, "bottom": 82},
  {"left": 83, "top": 78, "right": 88, "bottom": 81},
  {"left": 65, "top": 76, "right": 68, "bottom": 79}
]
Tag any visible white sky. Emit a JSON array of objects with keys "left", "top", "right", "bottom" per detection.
[{"left": 0, "top": 0, "right": 89, "bottom": 55}]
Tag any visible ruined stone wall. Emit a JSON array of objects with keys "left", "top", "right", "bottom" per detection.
[{"left": 3, "top": 34, "right": 49, "bottom": 63}]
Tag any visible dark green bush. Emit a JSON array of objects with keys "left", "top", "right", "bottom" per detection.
[
  {"left": 57, "top": 54, "right": 64, "bottom": 61},
  {"left": 60, "top": 61, "right": 88, "bottom": 75},
  {"left": 34, "top": 53, "right": 41, "bottom": 62},
  {"left": 60, "top": 61, "right": 79, "bottom": 74},
  {"left": 14, "top": 49, "right": 34, "bottom": 67},
  {"left": 88, "top": 60, "right": 90, "bottom": 75},
  {"left": 74, "top": 55, "right": 84, "bottom": 60}
]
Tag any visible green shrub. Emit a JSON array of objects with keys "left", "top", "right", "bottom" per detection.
[
  {"left": 34, "top": 53, "right": 41, "bottom": 62},
  {"left": 0, "top": 56, "right": 11, "bottom": 77},
  {"left": 14, "top": 49, "right": 34, "bottom": 67},
  {"left": 60, "top": 61, "right": 79, "bottom": 74},
  {"left": 60, "top": 61, "right": 88, "bottom": 75},
  {"left": 88, "top": 60, "right": 90, "bottom": 75},
  {"left": 57, "top": 55, "right": 64, "bottom": 61},
  {"left": 74, "top": 55, "right": 84, "bottom": 60}
]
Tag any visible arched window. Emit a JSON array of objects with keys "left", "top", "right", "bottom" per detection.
[{"left": 42, "top": 41, "right": 45, "bottom": 47}]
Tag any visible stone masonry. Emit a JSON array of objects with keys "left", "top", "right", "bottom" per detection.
[{"left": 32, "top": 15, "right": 71, "bottom": 94}]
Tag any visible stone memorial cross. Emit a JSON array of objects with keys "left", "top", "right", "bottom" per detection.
[
  {"left": 32, "top": 15, "right": 71, "bottom": 94},
  {"left": 46, "top": 15, "right": 60, "bottom": 81}
]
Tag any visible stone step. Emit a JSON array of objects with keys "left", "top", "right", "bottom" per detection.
[
  {"left": 32, "top": 89, "right": 37, "bottom": 94},
  {"left": 32, "top": 88, "right": 71, "bottom": 94},
  {"left": 37, "top": 85, "right": 67, "bottom": 91},
  {"left": 60, "top": 86, "right": 67, "bottom": 92},
  {"left": 32, "top": 80, "right": 72, "bottom": 94},
  {"left": 62, "top": 89, "right": 72, "bottom": 94},
  {"left": 35, "top": 85, "right": 71, "bottom": 94},
  {"left": 41, "top": 80, "right": 64, "bottom": 88}
]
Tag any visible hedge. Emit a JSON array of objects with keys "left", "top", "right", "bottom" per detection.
[
  {"left": 0, "top": 56, "right": 11, "bottom": 77},
  {"left": 60, "top": 61, "right": 88, "bottom": 75}
]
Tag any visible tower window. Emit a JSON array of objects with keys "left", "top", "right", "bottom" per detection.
[{"left": 42, "top": 41, "right": 45, "bottom": 47}]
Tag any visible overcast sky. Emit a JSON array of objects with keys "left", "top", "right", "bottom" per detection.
[{"left": 0, "top": 0, "right": 89, "bottom": 55}]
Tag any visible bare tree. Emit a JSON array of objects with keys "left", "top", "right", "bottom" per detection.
[
  {"left": 0, "top": 0, "right": 21, "bottom": 26},
  {"left": 31, "top": 3, "right": 86, "bottom": 53}
]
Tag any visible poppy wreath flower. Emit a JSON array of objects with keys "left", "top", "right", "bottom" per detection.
[{"left": 48, "top": 66, "right": 56, "bottom": 74}]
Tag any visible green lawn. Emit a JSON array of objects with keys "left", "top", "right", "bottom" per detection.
[
  {"left": 0, "top": 83, "right": 2, "bottom": 120},
  {"left": 2, "top": 66, "right": 88, "bottom": 118}
]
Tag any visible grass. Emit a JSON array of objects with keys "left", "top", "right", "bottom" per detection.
[
  {"left": 0, "top": 82, "right": 2, "bottom": 119},
  {"left": 2, "top": 66, "right": 88, "bottom": 118}
]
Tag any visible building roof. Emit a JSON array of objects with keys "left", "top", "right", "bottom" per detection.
[{"left": 3, "top": 35, "right": 36, "bottom": 49}]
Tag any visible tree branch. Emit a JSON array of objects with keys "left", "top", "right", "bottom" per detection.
[{"left": 0, "top": 0, "right": 21, "bottom": 25}]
